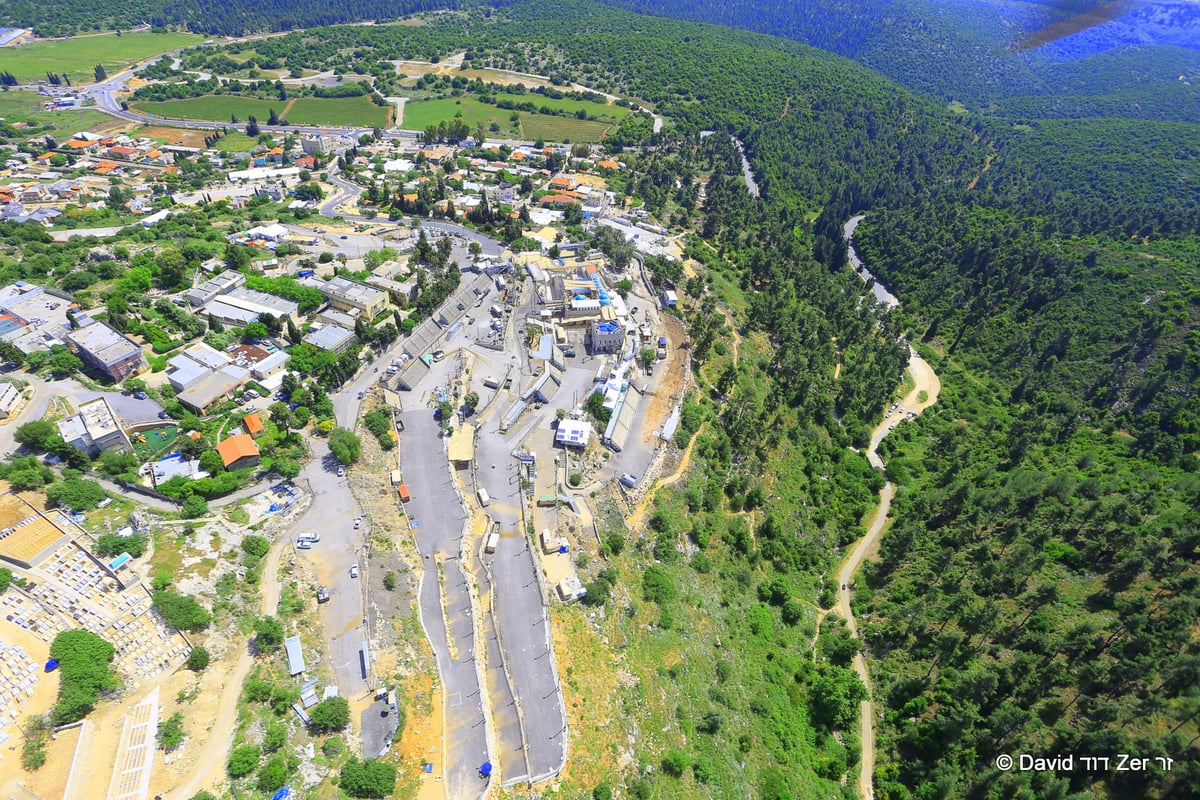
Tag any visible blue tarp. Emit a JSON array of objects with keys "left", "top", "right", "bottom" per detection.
[
  {"left": 480, "top": 762, "right": 493, "bottom": 776},
  {"left": 44, "top": 659, "right": 59, "bottom": 672},
  {"left": 424, "top": 763, "right": 434, "bottom": 774},
  {"left": 270, "top": 788, "right": 291, "bottom": 800}
]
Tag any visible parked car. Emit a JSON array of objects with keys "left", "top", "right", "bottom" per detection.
[
  {"left": 316, "top": 587, "right": 330, "bottom": 603},
  {"left": 349, "top": 564, "right": 360, "bottom": 579},
  {"left": 132, "top": 391, "right": 148, "bottom": 400},
  {"left": 158, "top": 410, "right": 171, "bottom": 419},
  {"left": 619, "top": 473, "right": 639, "bottom": 489},
  {"left": 353, "top": 517, "right": 363, "bottom": 530},
  {"left": 357, "top": 391, "right": 364, "bottom": 399},
  {"left": 337, "top": 466, "right": 346, "bottom": 478},
  {"left": 297, "top": 539, "right": 313, "bottom": 549}
]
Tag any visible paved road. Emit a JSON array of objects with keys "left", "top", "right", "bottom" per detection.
[
  {"left": 473, "top": 416, "right": 567, "bottom": 785},
  {"left": 292, "top": 441, "right": 371, "bottom": 700},
  {"left": 398, "top": 410, "right": 490, "bottom": 800}
]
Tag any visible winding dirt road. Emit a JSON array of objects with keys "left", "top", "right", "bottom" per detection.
[{"left": 836, "top": 350, "right": 940, "bottom": 800}]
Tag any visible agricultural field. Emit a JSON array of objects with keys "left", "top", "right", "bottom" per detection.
[
  {"left": 0, "top": 31, "right": 203, "bottom": 84},
  {"left": 131, "top": 95, "right": 282, "bottom": 124},
  {"left": 498, "top": 92, "right": 627, "bottom": 120},
  {"left": 132, "top": 94, "right": 388, "bottom": 128},
  {"left": 283, "top": 96, "right": 388, "bottom": 128},
  {"left": 0, "top": 91, "right": 114, "bottom": 137},
  {"left": 400, "top": 96, "right": 519, "bottom": 133},
  {"left": 518, "top": 113, "right": 613, "bottom": 142}
]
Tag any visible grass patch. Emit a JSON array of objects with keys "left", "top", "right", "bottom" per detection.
[
  {"left": 518, "top": 113, "right": 613, "bottom": 142},
  {"left": 498, "top": 92, "right": 627, "bottom": 120},
  {"left": 130, "top": 426, "right": 179, "bottom": 460},
  {"left": 283, "top": 96, "right": 388, "bottom": 128},
  {"left": 0, "top": 91, "right": 114, "bottom": 137},
  {"left": 0, "top": 32, "right": 203, "bottom": 83},
  {"left": 400, "top": 96, "right": 518, "bottom": 133}
]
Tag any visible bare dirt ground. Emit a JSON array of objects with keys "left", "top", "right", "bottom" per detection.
[
  {"left": 135, "top": 126, "right": 209, "bottom": 148},
  {"left": 640, "top": 314, "right": 689, "bottom": 446}
]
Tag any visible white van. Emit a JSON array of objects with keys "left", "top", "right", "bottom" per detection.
[
  {"left": 477, "top": 487, "right": 490, "bottom": 507},
  {"left": 484, "top": 532, "right": 499, "bottom": 554}
]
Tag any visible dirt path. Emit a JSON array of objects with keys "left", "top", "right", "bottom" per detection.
[
  {"left": 280, "top": 97, "right": 297, "bottom": 120},
  {"left": 777, "top": 95, "right": 792, "bottom": 122},
  {"left": 166, "top": 540, "right": 287, "bottom": 800},
  {"left": 835, "top": 350, "right": 940, "bottom": 800}
]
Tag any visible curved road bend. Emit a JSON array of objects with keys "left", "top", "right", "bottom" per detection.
[{"left": 836, "top": 351, "right": 940, "bottom": 800}]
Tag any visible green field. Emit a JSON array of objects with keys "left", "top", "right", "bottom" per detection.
[
  {"left": 283, "top": 96, "right": 388, "bottom": 128},
  {"left": 133, "top": 94, "right": 387, "bottom": 128},
  {"left": 0, "top": 32, "right": 203, "bottom": 84},
  {"left": 498, "top": 92, "right": 627, "bottom": 120},
  {"left": 133, "top": 95, "right": 280, "bottom": 124},
  {"left": 0, "top": 91, "right": 114, "bottom": 137},
  {"left": 518, "top": 113, "right": 613, "bottom": 142},
  {"left": 400, "top": 96, "right": 517, "bottom": 132}
]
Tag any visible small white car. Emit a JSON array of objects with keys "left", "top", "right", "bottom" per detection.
[
  {"left": 337, "top": 466, "right": 346, "bottom": 478},
  {"left": 297, "top": 539, "right": 312, "bottom": 549},
  {"left": 350, "top": 564, "right": 360, "bottom": 579},
  {"left": 354, "top": 517, "right": 363, "bottom": 530}
]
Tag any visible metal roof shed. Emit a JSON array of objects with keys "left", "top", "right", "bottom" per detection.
[{"left": 284, "top": 635, "right": 306, "bottom": 676}]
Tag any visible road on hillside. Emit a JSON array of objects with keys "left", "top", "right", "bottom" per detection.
[{"left": 833, "top": 215, "right": 943, "bottom": 800}]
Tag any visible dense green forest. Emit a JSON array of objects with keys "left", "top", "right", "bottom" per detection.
[
  {"left": 0, "top": 0, "right": 464, "bottom": 37},
  {"left": 598, "top": 0, "right": 1200, "bottom": 114}
]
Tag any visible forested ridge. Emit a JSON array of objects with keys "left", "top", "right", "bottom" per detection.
[{"left": 0, "top": 0, "right": 465, "bottom": 37}]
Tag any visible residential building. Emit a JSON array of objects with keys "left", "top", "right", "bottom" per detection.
[
  {"left": 65, "top": 321, "right": 146, "bottom": 382},
  {"left": 177, "top": 364, "right": 249, "bottom": 414},
  {"left": 243, "top": 413, "right": 265, "bottom": 438},
  {"left": 0, "top": 382, "right": 21, "bottom": 419},
  {"left": 366, "top": 275, "right": 419, "bottom": 305},
  {"left": 250, "top": 350, "right": 289, "bottom": 382},
  {"left": 188, "top": 269, "right": 246, "bottom": 307},
  {"left": 302, "top": 324, "right": 356, "bottom": 353},
  {"left": 247, "top": 223, "right": 289, "bottom": 243},
  {"left": 204, "top": 287, "right": 299, "bottom": 326},
  {"left": 313, "top": 276, "right": 388, "bottom": 319},
  {"left": 216, "top": 433, "right": 260, "bottom": 470},
  {"left": 56, "top": 397, "right": 132, "bottom": 456}
]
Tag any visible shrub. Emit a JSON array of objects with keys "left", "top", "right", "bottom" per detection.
[
  {"left": 158, "top": 711, "right": 185, "bottom": 750},
  {"left": 186, "top": 646, "right": 210, "bottom": 672},
  {"left": 254, "top": 616, "right": 285, "bottom": 650},
  {"left": 152, "top": 591, "right": 212, "bottom": 631},
  {"left": 661, "top": 749, "right": 688, "bottom": 777},
  {"left": 339, "top": 758, "right": 398, "bottom": 798},
  {"left": 181, "top": 495, "right": 209, "bottom": 518},
  {"left": 94, "top": 533, "right": 148, "bottom": 558},
  {"left": 642, "top": 565, "right": 676, "bottom": 604},
  {"left": 308, "top": 696, "right": 350, "bottom": 733},
  {"left": 227, "top": 744, "right": 260, "bottom": 778}
]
